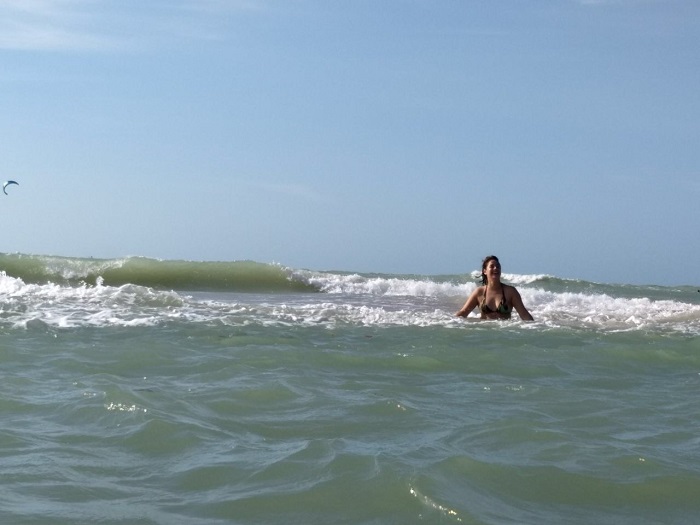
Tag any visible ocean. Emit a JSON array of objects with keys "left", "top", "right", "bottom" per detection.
[{"left": 1, "top": 253, "right": 699, "bottom": 525}]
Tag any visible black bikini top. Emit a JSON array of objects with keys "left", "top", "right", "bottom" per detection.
[{"left": 480, "top": 285, "right": 512, "bottom": 318}]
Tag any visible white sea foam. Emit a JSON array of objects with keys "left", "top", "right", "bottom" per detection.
[
  {"left": 520, "top": 287, "right": 700, "bottom": 333},
  {"left": 2, "top": 271, "right": 699, "bottom": 334},
  {"left": 294, "top": 269, "right": 473, "bottom": 297}
]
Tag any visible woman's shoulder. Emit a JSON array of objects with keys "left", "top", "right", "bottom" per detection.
[{"left": 503, "top": 283, "right": 521, "bottom": 296}]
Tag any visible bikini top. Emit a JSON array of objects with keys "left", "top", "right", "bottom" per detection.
[{"left": 480, "top": 285, "right": 512, "bottom": 318}]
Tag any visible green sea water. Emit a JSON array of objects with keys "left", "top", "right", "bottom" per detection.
[{"left": 1, "top": 254, "right": 699, "bottom": 524}]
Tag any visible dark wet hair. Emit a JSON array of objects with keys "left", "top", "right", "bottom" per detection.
[{"left": 480, "top": 255, "right": 500, "bottom": 285}]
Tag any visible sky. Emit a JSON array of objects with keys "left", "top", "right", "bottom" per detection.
[{"left": 0, "top": 0, "right": 698, "bottom": 285}]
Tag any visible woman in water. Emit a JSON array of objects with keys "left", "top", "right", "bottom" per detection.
[{"left": 456, "top": 255, "right": 534, "bottom": 320}]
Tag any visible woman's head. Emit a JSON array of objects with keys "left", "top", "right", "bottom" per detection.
[{"left": 480, "top": 255, "right": 501, "bottom": 285}]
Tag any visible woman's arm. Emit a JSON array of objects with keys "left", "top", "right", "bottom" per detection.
[
  {"left": 510, "top": 287, "right": 534, "bottom": 321},
  {"left": 456, "top": 287, "right": 482, "bottom": 317}
]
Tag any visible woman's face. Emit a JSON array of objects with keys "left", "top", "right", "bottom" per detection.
[{"left": 483, "top": 259, "right": 501, "bottom": 281}]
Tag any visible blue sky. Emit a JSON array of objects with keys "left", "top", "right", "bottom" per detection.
[{"left": 1, "top": 0, "right": 698, "bottom": 285}]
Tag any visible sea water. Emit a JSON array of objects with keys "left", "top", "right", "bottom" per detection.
[{"left": 1, "top": 253, "right": 699, "bottom": 524}]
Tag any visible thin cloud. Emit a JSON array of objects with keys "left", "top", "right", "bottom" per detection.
[
  {"left": 0, "top": 23, "right": 119, "bottom": 52},
  {"left": 0, "top": 0, "right": 112, "bottom": 51},
  {"left": 0, "top": 0, "right": 269, "bottom": 52}
]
